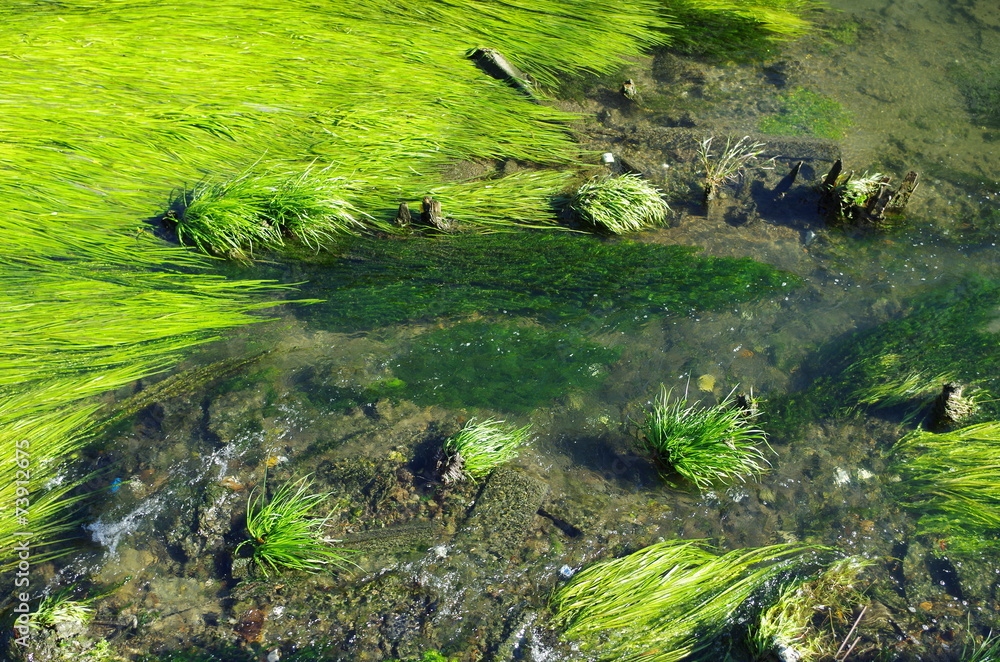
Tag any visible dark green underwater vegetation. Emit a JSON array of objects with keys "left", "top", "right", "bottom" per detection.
[
  {"left": 758, "top": 87, "right": 852, "bottom": 139},
  {"left": 302, "top": 233, "right": 798, "bottom": 331},
  {"left": 767, "top": 276, "right": 1000, "bottom": 432},
  {"left": 393, "top": 322, "right": 622, "bottom": 412},
  {"left": 949, "top": 60, "right": 1000, "bottom": 128}
]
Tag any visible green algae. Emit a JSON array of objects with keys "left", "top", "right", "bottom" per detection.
[
  {"left": 758, "top": 88, "right": 852, "bottom": 139},
  {"left": 393, "top": 321, "right": 621, "bottom": 412},
  {"left": 301, "top": 232, "right": 798, "bottom": 331}
]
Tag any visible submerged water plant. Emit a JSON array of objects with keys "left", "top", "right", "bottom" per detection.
[
  {"left": 551, "top": 540, "right": 815, "bottom": 662},
  {"left": 749, "top": 556, "right": 872, "bottom": 661},
  {"left": 436, "top": 418, "right": 532, "bottom": 483},
  {"left": 29, "top": 586, "right": 95, "bottom": 632},
  {"left": 569, "top": 174, "right": 671, "bottom": 233},
  {"left": 637, "top": 386, "right": 771, "bottom": 490},
  {"left": 697, "top": 135, "right": 771, "bottom": 201},
  {"left": 300, "top": 233, "right": 798, "bottom": 331},
  {"left": 758, "top": 87, "right": 852, "bottom": 139},
  {"left": 771, "top": 276, "right": 1000, "bottom": 432},
  {"left": 236, "top": 475, "right": 354, "bottom": 576},
  {"left": 393, "top": 321, "right": 621, "bottom": 412},
  {"left": 887, "top": 422, "right": 1000, "bottom": 552}
]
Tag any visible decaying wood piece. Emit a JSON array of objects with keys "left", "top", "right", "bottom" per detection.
[
  {"left": 887, "top": 171, "right": 919, "bottom": 213},
  {"left": 421, "top": 195, "right": 452, "bottom": 232},
  {"left": 819, "top": 160, "right": 918, "bottom": 230},
  {"left": 467, "top": 47, "right": 538, "bottom": 103},
  {"left": 394, "top": 201, "right": 411, "bottom": 228},
  {"left": 821, "top": 158, "right": 843, "bottom": 192}
]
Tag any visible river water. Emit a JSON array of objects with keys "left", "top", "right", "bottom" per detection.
[{"left": 42, "top": 0, "right": 1000, "bottom": 660}]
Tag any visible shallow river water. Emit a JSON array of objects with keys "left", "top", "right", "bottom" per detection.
[{"left": 33, "top": 0, "right": 1000, "bottom": 660}]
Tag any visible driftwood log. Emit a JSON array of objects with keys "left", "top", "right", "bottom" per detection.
[{"left": 467, "top": 47, "right": 538, "bottom": 103}]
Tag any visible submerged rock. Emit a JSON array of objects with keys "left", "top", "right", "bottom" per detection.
[{"left": 457, "top": 466, "right": 549, "bottom": 560}]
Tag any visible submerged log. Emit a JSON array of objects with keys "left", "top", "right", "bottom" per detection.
[{"left": 467, "top": 47, "right": 538, "bottom": 103}]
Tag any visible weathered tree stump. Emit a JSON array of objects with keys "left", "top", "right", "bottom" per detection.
[
  {"left": 394, "top": 201, "right": 411, "bottom": 228},
  {"left": 421, "top": 195, "right": 452, "bottom": 232}
]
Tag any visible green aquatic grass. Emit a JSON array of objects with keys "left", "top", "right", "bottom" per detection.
[
  {"left": 962, "top": 633, "right": 1000, "bottom": 662},
  {"left": 749, "top": 556, "right": 871, "bottom": 661},
  {"left": 637, "top": 386, "right": 771, "bottom": 490},
  {"left": 237, "top": 475, "right": 355, "bottom": 576},
  {"left": 29, "top": 586, "right": 95, "bottom": 631},
  {"left": 771, "top": 276, "right": 1000, "bottom": 432},
  {"left": 887, "top": 422, "right": 1000, "bottom": 552},
  {"left": 0, "top": 0, "right": 818, "bottom": 569},
  {"left": 663, "top": 0, "right": 819, "bottom": 61},
  {"left": 551, "top": 540, "right": 815, "bottom": 662},
  {"left": 569, "top": 174, "right": 671, "bottom": 234},
  {"left": 439, "top": 418, "right": 532, "bottom": 483},
  {"left": 394, "top": 321, "right": 622, "bottom": 413},
  {"left": 301, "top": 232, "right": 798, "bottom": 331},
  {"left": 698, "top": 135, "right": 770, "bottom": 201},
  {"left": 0, "top": 0, "right": 666, "bottom": 571},
  {"left": 176, "top": 168, "right": 387, "bottom": 261}
]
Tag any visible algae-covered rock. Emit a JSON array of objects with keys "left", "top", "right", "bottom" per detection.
[{"left": 457, "top": 466, "right": 549, "bottom": 560}]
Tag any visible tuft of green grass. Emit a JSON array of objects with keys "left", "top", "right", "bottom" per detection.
[
  {"left": 236, "top": 475, "right": 355, "bottom": 576},
  {"left": 438, "top": 418, "right": 532, "bottom": 483},
  {"left": 887, "top": 422, "right": 1000, "bottom": 552},
  {"left": 636, "top": 386, "right": 771, "bottom": 490},
  {"left": 176, "top": 168, "right": 386, "bottom": 261},
  {"left": 847, "top": 352, "right": 957, "bottom": 421},
  {"left": 962, "top": 633, "right": 1000, "bottom": 662},
  {"left": 551, "top": 540, "right": 816, "bottom": 662},
  {"left": 698, "top": 135, "right": 771, "bottom": 201},
  {"left": 29, "top": 586, "right": 95, "bottom": 631},
  {"left": 569, "top": 174, "right": 671, "bottom": 234}
]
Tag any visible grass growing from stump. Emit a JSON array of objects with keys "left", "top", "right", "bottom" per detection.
[
  {"left": 237, "top": 475, "right": 354, "bottom": 576},
  {"left": 569, "top": 174, "right": 671, "bottom": 234},
  {"left": 551, "top": 540, "right": 815, "bottom": 662},
  {"left": 637, "top": 386, "right": 771, "bottom": 490},
  {"left": 887, "top": 422, "right": 1000, "bottom": 552},
  {"left": 438, "top": 418, "right": 532, "bottom": 483}
]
